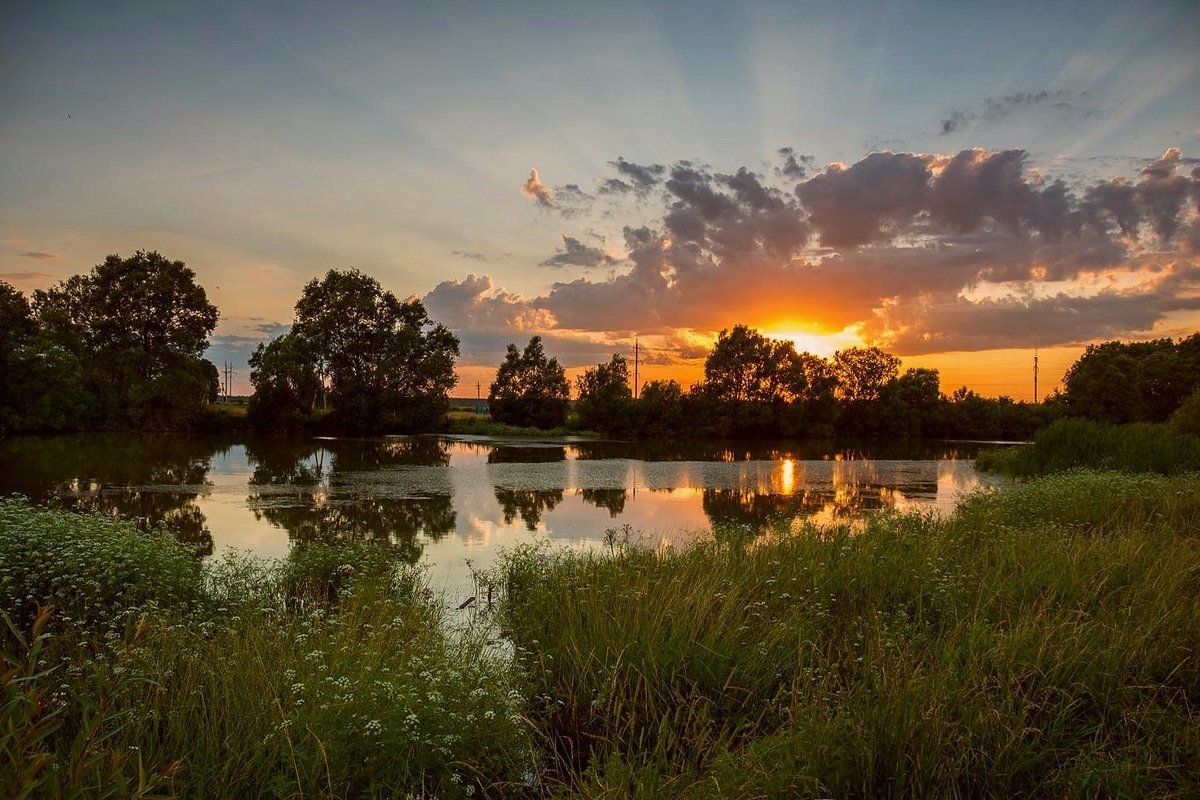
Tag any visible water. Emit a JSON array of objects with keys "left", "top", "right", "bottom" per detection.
[{"left": 0, "top": 434, "right": 1003, "bottom": 601}]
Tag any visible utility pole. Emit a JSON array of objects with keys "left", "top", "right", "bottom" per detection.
[
  {"left": 1033, "top": 348, "right": 1039, "bottom": 404},
  {"left": 633, "top": 339, "right": 639, "bottom": 399},
  {"left": 222, "top": 361, "right": 236, "bottom": 403}
]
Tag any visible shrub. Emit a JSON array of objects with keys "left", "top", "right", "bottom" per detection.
[
  {"left": 0, "top": 498, "right": 203, "bottom": 629},
  {"left": 1171, "top": 388, "right": 1200, "bottom": 438},
  {"left": 975, "top": 418, "right": 1200, "bottom": 476}
]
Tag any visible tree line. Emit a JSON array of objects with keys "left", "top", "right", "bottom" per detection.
[
  {"left": 3, "top": 251, "right": 1198, "bottom": 438},
  {"left": 494, "top": 326, "right": 1200, "bottom": 441}
]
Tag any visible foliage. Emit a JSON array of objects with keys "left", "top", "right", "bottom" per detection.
[
  {"left": 0, "top": 499, "right": 204, "bottom": 630},
  {"left": 489, "top": 336, "right": 571, "bottom": 429},
  {"left": 831, "top": 346, "right": 901, "bottom": 402},
  {"left": 975, "top": 418, "right": 1200, "bottom": 477},
  {"left": 246, "top": 331, "right": 320, "bottom": 431},
  {"left": 33, "top": 251, "right": 220, "bottom": 430},
  {"left": 495, "top": 471, "right": 1200, "bottom": 797},
  {"left": 1061, "top": 335, "right": 1200, "bottom": 423},
  {"left": 0, "top": 504, "right": 531, "bottom": 798},
  {"left": 1171, "top": 388, "right": 1200, "bottom": 438},
  {"left": 575, "top": 354, "right": 635, "bottom": 436},
  {"left": 252, "top": 269, "right": 460, "bottom": 433}
]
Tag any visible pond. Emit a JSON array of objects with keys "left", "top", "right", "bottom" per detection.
[{"left": 0, "top": 434, "right": 1005, "bottom": 602}]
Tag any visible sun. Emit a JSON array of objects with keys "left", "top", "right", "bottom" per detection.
[{"left": 762, "top": 324, "right": 864, "bottom": 358}]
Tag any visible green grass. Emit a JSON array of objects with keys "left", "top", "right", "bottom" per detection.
[
  {"left": 0, "top": 503, "right": 530, "bottom": 799},
  {"left": 975, "top": 418, "right": 1200, "bottom": 476},
  {"left": 493, "top": 470, "right": 1200, "bottom": 798},
  {"left": 443, "top": 415, "right": 585, "bottom": 437},
  {"left": 4, "top": 467, "right": 1200, "bottom": 798}
]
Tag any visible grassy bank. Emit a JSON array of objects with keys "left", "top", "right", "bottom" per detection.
[
  {"left": 443, "top": 413, "right": 585, "bottom": 438},
  {"left": 1, "top": 501, "right": 530, "bottom": 799},
  {"left": 494, "top": 470, "right": 1200, "bottom": 797},
  {"left": 4, "top": 466, "right": 1200, "bottom": 798},
  {"left": 976, "top": 418, "right": 1200, "bottom": 476}
]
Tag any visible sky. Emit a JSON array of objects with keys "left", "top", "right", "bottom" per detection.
[{"left": 2, "top": 0, "right": 1198, "bottom": 398}]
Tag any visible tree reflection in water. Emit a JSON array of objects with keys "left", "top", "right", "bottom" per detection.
[
  {"left": 244, "top": 437, "right": 456, "bottom": 561},
  {"left": 494, "top": 488, "right": 564, "bottom": 530},
  {"left": 0, "top": 434, "right": 221, "bottom": 555},
  {"left": 578, "top": 488, "right": 628, "bottom": 517}
]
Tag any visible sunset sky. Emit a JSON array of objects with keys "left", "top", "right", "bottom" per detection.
[{"left": 2, "top": 0, "right": 1198, "bottom": 398}]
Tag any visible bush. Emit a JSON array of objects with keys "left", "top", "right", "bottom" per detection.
[
  {"left": 0, "top": 498, "right": 203, "bottom": 629},
  {"left": 1171, "top": 389, "right": 1200, "bottom": 438},
  {"left": 974, "top": 418, "right": 1200, "bottom": 476}
]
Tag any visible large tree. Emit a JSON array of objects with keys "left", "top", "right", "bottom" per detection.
[
  {"left": 246, "top": 332, "right": 321, "bottom": 431},
  {"left": 271, "top": 269, "right": 459, "bottom": 432},
  {"left": 32, "top": 251, "right": 219, "bottom": 428},
  {"left": 489, "top": 336, "right": 570, "bottom": 429},
  {"left": 575, "top": 354, "right": 634, "bottom": 435},
  {"left": 832, "top": 346, "right": 902, "bottom": 403}
]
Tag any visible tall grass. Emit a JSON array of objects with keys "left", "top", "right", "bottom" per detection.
[
  {"left": 0, "top": 501, "right": 531, "bottom": 799},
  {"left": 975, "top": 418, "right": 1200, "bottom": 476},
  {"left": 493, "top": 470, "right": 1200, "bottom": 797},
  {"left": 5, "top": 469, "right": 1200, "bottom": 798}
]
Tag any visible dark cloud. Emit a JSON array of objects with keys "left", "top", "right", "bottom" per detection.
[
  {"left": 609, "top": 157, "right": 665, "bottom": 194},
  {"left": 423, "top": 274, "right": 552, "bottom": 336},
  {"left": 451, "top": 250, "right": 487, "bottom": 261},
  {"left": 255, "top": 322, "right": 291, "bottom": 338},
  {"left": 940, "top": 90, "right": 1089, "bottom": 135},
  {"left": 867, "top": 266, "right": 1200, "bottom": 355},
  {"left": 1137, "top": 147, "right": 1193, "bottom": 242},
  {"left": 18, "top": 251, "right": 60, "bottom": 260},
  {"left": 776, "top": 147, "right": 814, "bottom": 179},
  {"left": 539, "top": 235, "right": 619, "bottom": 268},
  {"left": 798, "top": 153, "right": 934, "bottom": 248},
  {"left": 928, "top": 149, "right": 1072, "bottom": 239}
]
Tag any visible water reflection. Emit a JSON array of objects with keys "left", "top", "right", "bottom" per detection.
[
  {"left": 0, "top": 435, "right": 1003, "bottom": 593},
  {"left": 0, "top": 435, "right": 222, "bottom": 555}
]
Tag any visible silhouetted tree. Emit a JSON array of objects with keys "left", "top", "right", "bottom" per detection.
[
  {"left": 284, "top": 269, "right": 459, "bottom": 432},
  {"left": 832, "top": 347, "right": 901, "bottom": 403},
  {"left": 32, "top": 251, "right": 219, "bottom": 429},
  {"left": 637, "top": 379, "right": 687, "bottom": 438},
  {"left": 1061, "top": 337, "right": 1200, "bottom": 423},
  {"left": 488, "top": 336, "right": 570, "bottom": 429},
  {"left": 247, "top": 332, "right": 321, "bottom": 431},
  {"left": 575, "top": 354, "right": 635, "bottom": 435}
]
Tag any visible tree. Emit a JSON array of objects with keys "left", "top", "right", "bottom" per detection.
[
  {"left": 832, "top": 347, "right": 901, "bottom": 402},
  {"left": 1060, "top": 339, "right": 1200, "bottom": 423},
  {"left": 637, "top": 380, "right": 686, "bottom": 438},
  {"left": 247, "top": 332, "right": 321, "bottom": 431},
  {"left": 489, "top": 336, "right": 570, "bottom": 429},
  {"left": 290, "top": 269, "right": 459, "bottom": 432},
  {"left": 575, "top": 354, "right": 634, "bottom": 435},
  {"left": 32, "top": 251, "right": 219, "bottom": 428}
]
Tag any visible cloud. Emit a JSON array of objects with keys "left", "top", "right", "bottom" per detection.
[
  {"left": 940, "top": 90, "right": 1091, "bottom": 135},
  {"left": 451, "top": 250, "right": 487, "bottom": 261},
  {"left": 521, "top": 168, "right": 553, "bottom": 207},
  {"left": 423, "top": 273, "right": 553, "bottom": 335},
  {"left": 18, "top": 251, "right": 60, "bottom": 260},
  {"left": 866, "top": 263, "right": 1200, "bottom": 354},
  {"left": 608, "top": 157, "right": 665, "bottom": 194},
  {"left": 798, "top": 152, "right": 934, "bottom": 247},
  {"left": 775, "top": 147, "right": 814, "bottom": 179},
  {"left": 539, "top": 235, "right": 620, "bottom": 268},
  {"left": 497, "top": 146, "right": 1200, "bottom": 365}
]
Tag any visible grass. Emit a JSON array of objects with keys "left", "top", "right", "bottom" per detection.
[
  {"left": 0, "top": 501, "right": 531, "bottom": 799},
  {"left": 443, "top": 414, "right": 586, "bottom": 438},
  {"left": 975, "top": 418, "right": 1200, "bottom": 476},
  {"left": 492, "top": 470, "right": 1200, "bottom": 797},
  {"left": 4, "top": 465, "right": 1200, "bottom": 797}
]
